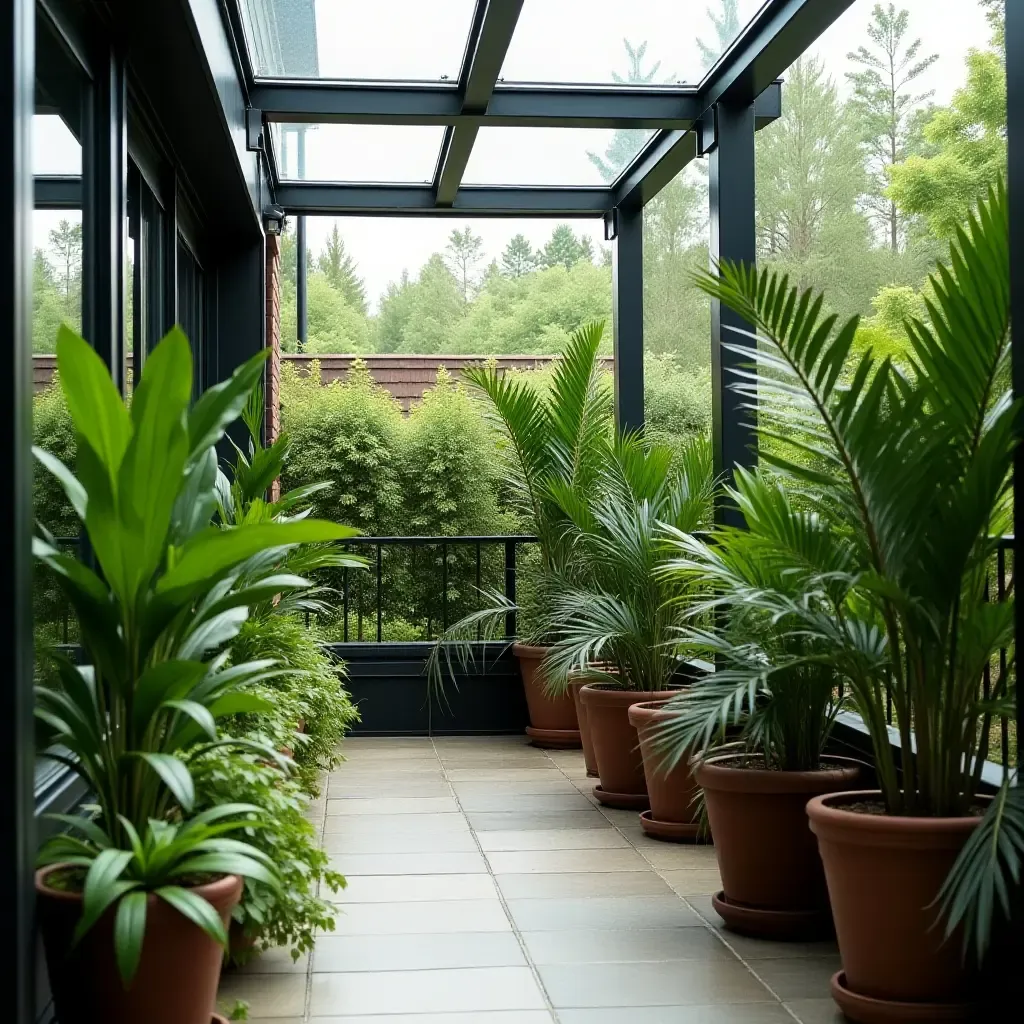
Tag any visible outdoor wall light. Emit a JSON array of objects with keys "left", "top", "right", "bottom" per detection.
[
  {"left": 604, "top": 210, "right": 618, "bottom": 242},
  {"left": 263, "top": 205, "right": 287, "bottom": 236}
]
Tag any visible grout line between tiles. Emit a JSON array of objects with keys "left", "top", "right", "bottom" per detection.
[{"left": 433, "top": 737, "right": 561, "bottom": 1024}]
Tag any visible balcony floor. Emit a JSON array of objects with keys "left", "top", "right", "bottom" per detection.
[{"left": 219, "top": 736, "right": 842, "bottom": 1022}]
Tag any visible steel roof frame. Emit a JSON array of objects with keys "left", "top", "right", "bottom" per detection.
[{"left": 234, "top": 0, "right": 854, "bottom": 215}]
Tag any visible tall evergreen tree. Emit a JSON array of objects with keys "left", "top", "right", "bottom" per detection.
[
  {"left": 317, "top": 223, "right": 367, "bottom": 313},
  {"left": 444, "top": 225, "right": 484, "bottom": 301},
  {"left": 501, "top": 234, "right": 537, "bottom": 278},
  {"left": 697, "top": 0, "right": 740, "bottom": 71},
  {"left": 846, "top": 3, "right": 938, "bottom": 251},
  {"left": 48, "top": 219, "right": 82, "bottom": 305},
  {"left": 540, "top": 224, "right": 589, "bottom": 271}
]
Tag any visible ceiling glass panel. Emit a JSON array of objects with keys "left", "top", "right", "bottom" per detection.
[
  {"left": 240, "top": 0, "right": 477, "bottom": 81},
  {"left": 499, "top": 0, "right": 768, "bottom": 87},
  {"left": 33, "top": 114, "right": 81, "bottom": 175},
  {"left": 271, "top": 123, "right": 445, "bottom": 183},
  {"left": 462, "top": 127, "right": 656, "bottom": 188}
]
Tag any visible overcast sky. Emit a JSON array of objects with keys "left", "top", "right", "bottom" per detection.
[{"left": 33, "top": 0, "right": 996, "bottom": 310}]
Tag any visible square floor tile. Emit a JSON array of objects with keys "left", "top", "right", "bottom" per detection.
[
  {"left": 478, "top": 829, "right": 629, "bottom": 852},
  {"left": 312, "top": 932, "right": 527, "bottom": 972},
  {"left": 233, "top": 947, "right": 309, "bottom": 975},
  {"left": 458, "top": 793, "right": 596, "bottom": 813},
  {"left": 557, "top": 1006, "right": 792, "bottom": 1023},
  {"left": 323, "top": 831, "right": 479, "bottom": 855},
  {"left": 329, "top": 899, "right": 512, "bottom": 935},
  {"left": 638, "top": 845, "right": 720, "bottom": 871},
  {"left": 486, "top": 848, "right": 650, "bottom": 874},
  {"left": 330, "top": 852, "right": 487, "bottom": 875},
  {"left": 506, "top": 896, "right": 703, "bottom": 932},
  {"left": 217, "top": 973, "right": 306, "bottom": 1018},
  {"left": 326, "top": 797, "right": 459, "bottom": 815},
  {"left": 444, "top": 769, "right": 566, "bottom": 782},
  {"left": 452, "top": 779, "right": 581, "bottom": 797},
  {"left": 749, "top": 957, "right": 842, "bottom": 1001},
  {"left": 467, "top": 810, "right": 609, "bottom": 831},
  {"left": 312, "top": 1015, "right": 553, "bottom": 1024},
  {"left": 521, "top": 926, "right": 735, "bottom": 965},
  {"left": 783, "top": 998, "right": 846, "bottom": 1023},
  {"left": 333, "top": 873, "right": 498, "bottom": 903},
  {"left": 496, "top": 871, "right": 673, "bottom": 900},
  {"left": 309, "top": 966, "right": 547, "bottom": 1016},
  {"left": 538, "top": 960, "right": 773, "bottom": 1008},
  {"left": 323, "top": 813, "right": 469, "bottom": 835},
  {"left": 659, "top": 868, "right": 724, "bottom": 896},
  {"left": 328, "top": 781, "right": 454, "bottom": 798}
]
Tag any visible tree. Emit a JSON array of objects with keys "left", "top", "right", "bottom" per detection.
[
  {"left": 376, "top": 272, "right": 413, "bottom": 353},
  {"left": 399, "top": 255, "right": 465, "bottom": 353},
  {"left": 317, "top": 223, "right": 367, "bottom": 313},
  {"left": 48, "top": 219, "right": 82, "bottom": 308},
  {"left": 697, "top": 0, "right": 740, "bottom": 70},
  {"left": 846, "top": 3, "right": 938, "bottom": 251},
  {"left": 501, "top": 234, "right": 537, "bottom": 278},
  {"left": 444, "top": 225, "right": 484, "bottom": 301},
  {"left": 540, "top": 224, "right": 590, "bottom": 271},
  {"left": 888, "top": 8, "right": 1006, "bottom": 239}
]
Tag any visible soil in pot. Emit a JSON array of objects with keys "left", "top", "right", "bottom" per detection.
[
  {"left": 37, "top": 865, "right": 242, "bottom": 1024},
  {"left": 628, "top": 701, "right": 703, "bottom": 842},
  {"left": 696, "top": 754, "right": 862, "bottom": 939},
  {"left": 569, "top": 678, "right": 599, "bottom": 777},
  {"left": 580, "top": 684, "right": 678, "bottom": 809},
  {"left": 808, "top": 790, "right": 982, "bottom": 1022},
  {"left": 513, "top": 643, "right": 581, "bottom": 749}
]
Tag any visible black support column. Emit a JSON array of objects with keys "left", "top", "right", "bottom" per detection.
[
  {"left": 0, "top": 1, "right": 36, "bottom": 1020},
  {"left": 1007, "top": 0, "right": 1024, "bottom": 774},
  {"left": 296, "top": 127, "right": 308, "bottom": 350},
  {"left": 612, "top": 205, "right": 644, "bottom": 435},
  {"left": 82, "top": 41, "right": 127, "bottom": 391},
  {"left": 708, "top": 100, "right": 757, "bottom": 523}
]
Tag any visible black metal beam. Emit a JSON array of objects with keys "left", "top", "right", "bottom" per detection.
[
  {"left": 0, "top": 0, "right": 36, "bottom": 1020},
  {"left": 33, "top": 173, "right": 82, "bottom": 207},
  {"left": 1007, "top": 0, "right": 1024, "bottom": 774},
  {"left": 708, "top": 99, "right": 757, "bottom": 525},
  {"left": 435, "top": 0, "right": 524, "bottom": 207},
  {"left": 251, "top": 82, "right": 700, "bottom": 130},
  {"left": 614, "top": 81, "right": 781, "bottom": 211},
  {"left": 276, "top": 184, "right": 610, "bottom": 217},
  {"left": 612, "top": 206, "right": 644, "bottom": 434}
]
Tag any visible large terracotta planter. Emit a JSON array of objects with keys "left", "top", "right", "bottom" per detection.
[
  {"left": 807, "top": 791, "right": 981, "bottom": 1022},
  {"left": 696, "top": 755, "right": 861, "bottom": 939},
  {"left": 628, "top": 701, "right": 702, "bottom": 841},
  {"left": 37, "top": 865, "right": 241, "bottom": 1024},
  {"left": 569, "top": 678, "right": 599, "bottom": 777},
  {"left": 580, "top": 684, "right": 676, "bottom": 809},
  {"left": 513, "top": 643, "right": 581, "bottom": 748}
]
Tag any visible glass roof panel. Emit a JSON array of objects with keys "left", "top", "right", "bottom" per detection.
[
  {"left": 271, "top": 123, "right": 445, "bottom": 183},
  {"left": 240, "top": 0, "right": 477, "bottom": 81},
  {"left": 462, "top": 127, "right": 655, "bottom": 188},
  {"left": 499, "top": 0, "right": 768, "bottom": 87},
  {"left": 33, "top": 114, "right": 81, "bottom": 176}
]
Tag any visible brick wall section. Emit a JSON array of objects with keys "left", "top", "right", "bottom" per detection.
[
  {"left": 265, "top": 233, "right": 282, "bottom": 501},
  {"left": 31, "top": 351, "right": 614, "bottom": 412}
]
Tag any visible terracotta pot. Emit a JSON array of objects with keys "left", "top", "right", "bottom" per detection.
[
  {"left": 569, "top": 678, "right": 599, "bottom": 776},
  {"left": 580, "top": 684, "right": 677, "bottom": 809},
  {"left": 807, "top": 791, "right": 981, "bottom": 1021},
  {"left": 628, "top": 701, "right": 702, "bottom": 841},
  {"left": 513, "top": 642, "right": 581, "bottom": 749},
  {"left": 696, "top": 755, "right": 862, "bottom": 939},
  {"left": 37, "top": 865, "right": 242, "bottom": 1024}
]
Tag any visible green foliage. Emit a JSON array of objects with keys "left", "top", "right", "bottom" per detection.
[
  {"left": 501, "top": 234, "right": 537, "bottom": 278},
  {"left": 33, "top": 219, "right": 82, "bottom": 353},
  {"left": 33, "top": 326, "right": 355, "bottom": 981},
  {"left": 888, "top": 20, "right": 1006, "bottom": 239},
  {"left": 643, "top": 356, "right": 712, "bottom": 451},
  {"left": 317, "top": 224, "right": 366, "bottom": 313},
  {"left": 539, "top": 224, "right": 595, "bottom": 272},
  {"left": 282, "top": 272, "right": 373, "bottom": 355},
  {"left": 693, "top": 182, "right": 1017, "bottom": 960},
  {"left": 445, "top": 225, "right": 484, "bottom": 301}
]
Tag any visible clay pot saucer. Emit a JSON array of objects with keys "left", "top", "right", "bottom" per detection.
[
  {"left": 593, "top": 784, "right": 650, "bottom": 810},
  {"left": 213, "top": 1016, "right": 230, "bottom": 1024},
  {"left": 639, "top": 809, "right": 703, "bottom": 842},
  {"left": 525, "top": 725, "right": 583, "bottom": 748},
  {"left": 830, "top": 971, "right": 976, "bottom": 1023},
  {"left": 711, "top": 890, "right": 834, "bottom": 941}
]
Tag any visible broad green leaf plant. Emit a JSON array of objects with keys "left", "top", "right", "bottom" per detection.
[
  {"left": 673, "top": 182, "right": 1017, "bottom": 961},
  {"left": 34, "top": 325, "right": 358, "bottom": 982}
]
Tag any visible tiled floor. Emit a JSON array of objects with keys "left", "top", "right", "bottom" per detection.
[{"left": 218, "top": 736, "right": 844, "bottom": 1023}]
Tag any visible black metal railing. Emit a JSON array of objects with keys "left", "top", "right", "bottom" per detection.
[{"left": 305, "top": 534, "right": 539, "bottom": 643}]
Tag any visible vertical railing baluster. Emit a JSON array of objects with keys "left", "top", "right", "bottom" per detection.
[
  {"left": 343, "top": 564, "right": 349, "bottom": 643},
  {"left": 441, "top": 541, "right": 448, "bottom": 632},
  {"left": 376, "top": 543, "right": 383, "bottom": 643},
  {"left": 475, "top": 541, "right": 482, "bottom": 641},
  {"left": 998, "top": 544, "right": 1009, "bottom": 771},
  {"left": 504, "top": 539, "right": 517, "bottom": 639}
]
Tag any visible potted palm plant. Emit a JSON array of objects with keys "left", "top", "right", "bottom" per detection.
[
  {"left": 428, "top": 321, "right": 614, "bottom": 747},
  {"left": 542, "top": 436, "right": 715, "bottom": 813},
  {"left": 33, "top": 326, "right": 357, "bottom": 1024},
  {"left": 696, "top": 183, "right": 1019, "bottom": 1020},
  {"left": 654, "top": 471, "right": 861, "bottom": 932}
]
